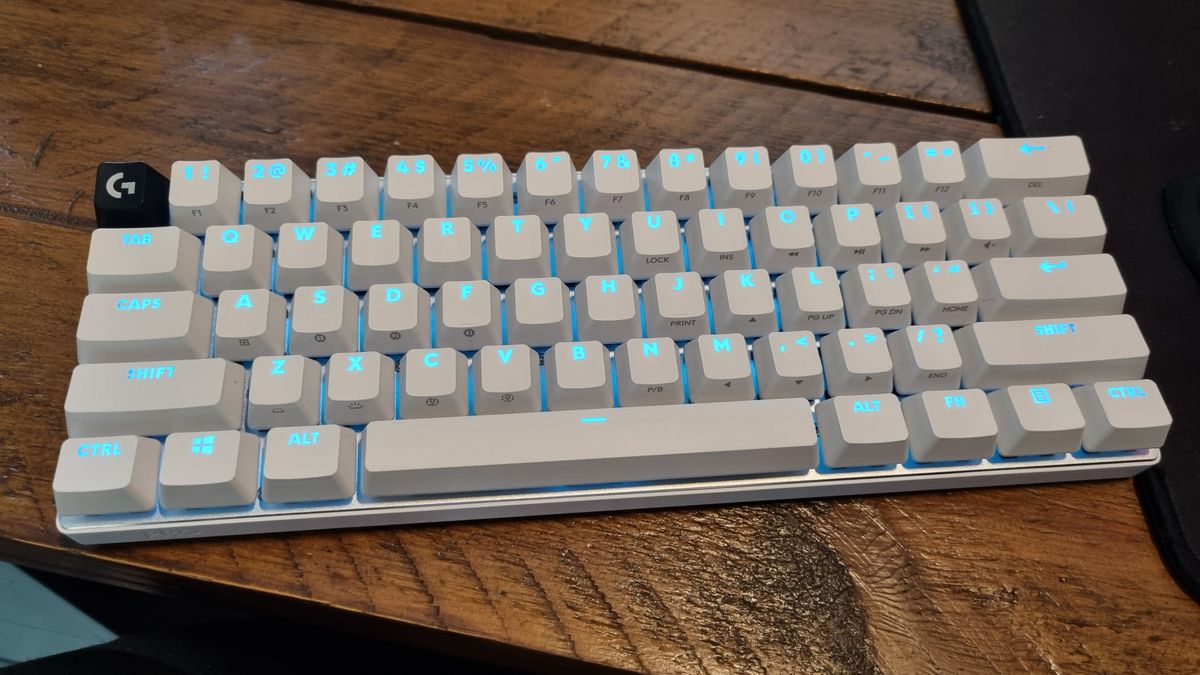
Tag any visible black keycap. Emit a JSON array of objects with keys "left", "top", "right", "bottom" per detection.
[{"left": 94, "top": 161, "right": 170, "bottom": 228}]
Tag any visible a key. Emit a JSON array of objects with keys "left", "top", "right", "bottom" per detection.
[
  {"left": 545, "top": 341, "right": 614, "bottom": 410},
  {"left": 77, "top": 290, "right": 212, "bottom": 364},
  {"left": 899, "top": 142, "right": 965, "bottom": 208},
  {"left": 348, "top": 220, "right": 414, "bottom": 291},
  {"left": 646, "top": 148, "right": 708, "bottom": 219},
  {"left": 169, "top": 160, "right": 242, "bottom": 233},
  {"left": 248, "top": 355, "right": 322, "bottom": 429},
  {"left": 1006, "top": 196, "right": 1106, "bottom": 256},
  {"left": 315, "top": 156, "right": 379, "bottom": 229},
  {"left": 962, "top": 136, "right": 1090, "bottom": 203},
  {"left": 887, "top": 324, "right": 962, "bottom": 394},
  {"left": 621, "top": 211, "right": 684, "bottom": 279},
  {"left": 324, "top": 351, "right": 396, "bottom": 426},
  {"left": 399, "top": 348, "right": 469, "bottom": 418},
  {"left": 641, "top": 272, "right": 709, "bottom": 340},
  {"left": 685, "top": 208, "right": 751, "bottom": 275},
  {"left": 94, "top": 161, "right": 170, "bottom": 229},
  {"left": 417, "top": 217, "right": 482, "bottom": 286},
  {"left": 53, "top": 436, "right": 161, "bottom": 515},
  {"left": 615, "top": 337, "right": 685, "bottom": 406},
  {"left": 907, "top": 261, "right": 978, "bottom": 327},
  {"left": 878, "top": 201, "right": 947, "bottom": 267},
  {"left": 486, "top": 215, "right": 551, "bottom": 285},
  {"left": 989, "top": 383, "right": 1085, "bottom": 457},
  {"left": 384, "top": 154, "right": 447, "bottom": 226},
  {"left": 902, "top": 389, "right": 998, "bottom": 462},
  {"left": 581, "top": 149, "right": 643, "bottom": 222},
  {"left": 472, "top": 344, "right": 541, "bottom": 414},
  {"left": 87, "top": 226, "right": 200, "bottom": 294},
  {"left": 974, "top": 253, "right": 1125, "bottom": 321},
  {"left": 748, "top": 206, "right": 817, "bottom": 272},
  {"left": 262, "top": 425, "right": 356, "bottom": 503},
  {"left": 201, "top": 225, "right": 273, "bottom": 295},
  {"left": 816, "top": 394, "right": 909, "bottom": 468},
  {"left": 842, "top": 263, "right": 912, "bottom": 330},
  {"left": 709, "top": 269, "right": 776, "bottom": 336},
  {"left": 752, "top": 331, "right": 824, "bottom": 400},
  {"left": 772, "top": 144, "right": 838, "bottom": 213},
  {"left": 506, "top": 277, "right": 572, "bottom": 347},
  {"left": 289, "top": 285, "right": 358, "bottom": 357},
  {"left": 553, "top": 213, "right": 619, "bottom": 282},
  {"left": 275, "top": 222, "right": 345, "bottom": 294},
  {"left": 451, "top": 153, "right": 514, "bottom": 224},
  {"left": 214, "top": 289, "right": 287, "bottom": 361},
  {"left": 835, "top": 143, "right": 902, "bottom": 210},
  {"left": 813, "top": 204, "right": 881, "bottom": 270},
  {"left": 775, "top": 266, "right": 845, "bottom": 334},
  {"left": 709, "top": 146, "right": 773, "bottom": 216},
  {"left": 362, "top": 283, "right": 432, "bottom": 354},
  {"left": 683, "top": 334, "right": 755, "bottom": 403},
  {"left": 435, "top": 280, "right": 502, "bottom": 350},
  {"left": 575, "top": 274, "right": 641, "bottom": 344},
  {"left": 158, "top": 430, "right": 260, "bottom": 509},
  {"left": 943, "top": 198, "right": 1011, "bottom": 263},
  {"left": 242, "top": 159, "right": 311, "bottom": 232},
  {"left": 820, "top": 328, "right": 891, "bottom": 396},
  {"left": 517, "top": 151, "right": 578, "bottom": 224},
  {"left": 1074, "top": 380, "right": 1172, "bottom": 452}
]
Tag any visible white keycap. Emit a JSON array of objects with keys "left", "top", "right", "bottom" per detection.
[
  {"left": 169, "top": 160, "right": 242, "bottom": 234},
  {"left": 775, "top": 266, "right": 845, "bottom": 334},
  {"left": 214, "top": 289, "right": 287, "bottom": 361},
  {"left": 451, "top": 153, "right": 514, "bottom": 224},
  {"left": 324, "top": 351, "right": 395, "bottom": 426},
  {"left": 553, "top": 213, "right": 618, "bottom": 282},
  {"left": 878, "top": 201, "right": 947, "bottom": 267},
  {"left": 348, "top": 220, "right": 414, "bottom": 290},
  {"left": 989, "top": 383, "right": 1085, "bottom": 457},
  {"left": 641, "top": 272, "right": 709, "bottom": 340},
  {"left": 262, "top": 425, "right": 356, "bottom": 503},
  {"left": 87, "top": 226, "right": 200, "bottom": 293},
  {"left": 289, "top": 285, "right": 358, "bottom": 357},
  {"left": 314, "top": 156, "right": 379, "bottom": 229},
  {"left": 962, "top": 136, "right": 1090, "bottom": 204},
  {"left": 621, "top": 211, "right": 684, "bottom": 279},
  {"left": 248, "top": 355, "right": 322, "bottom": 429},
  {"left": 683, "top": 334, "right": 755, "bottom": 402},
  {"left": 835, "top": 143, "right": 902, "bottom": 210},
  {"left": 902, "top": 389, "right": 997, "bottom": 462},
  {"left": 575, "top": 274, "right": 641, "bottom": 343},
  {"left": 709, "top": 269, "right": 777, "bottom": 336},
  {"left": 772, "top": 144, "right": 838, "bottom": 213},
  {"left": 159, "top": 430, "right": 260, "bottom": 509},
  {"left": 506, "top": 277, "right": 572, "bottom": 347},
  {"left": 709, "top": 146, "right": 773, "bottom": 216},
  {"left": 517, "top": 151, "right": 578, "bottom": 223},
  {"left": 399, "top": 348, "right": 469, "bottom": 418},
  {"left": 820, "top": 328, "right": 892, "bottom": 396},
  {"left": 242, "top": 158, "right": 311, "bottom": 233},
  {"left": 1006, "top": 195, "right": 1106, "bottom": 256},
  {"left": 907, "top": 260, "right": 978, "bottom": 326},
  {"left": 363, "top": 283, "right": 431, "bottom": 354},
  {"left": 53, "top": 436, "right": 161, "bottom": 515},
  {"left": 487, "top": 215, "right": 550, "bottom": 285},
  {"left": 752, "top": 331, "right": 823, "bottom": 400},
  {"left": 842, "top": 263, "right": 912, "bottom": 329},
  {"left": 201, "top": 225, "right": 273, "bottom": 295},
  {"left": 887, "top": 325, "right": 962, "bottom": 394},
  {"left": 943, "top": 198, "right": 1011, "bottom": 263},
  {"left": 748, "top": 206, "right": 816, "bottom": 272},
  {"left": 384, "top": 154, "right": 446, "bottom": 226},
  {"left": 615, "top": 338, "right": 685, "bottom": 406},
  {"left": 545, "top": 341, "right": 614, "bottom": 410},
  {"left": 974, "top": 253, "right": 1125, "bottom": 321},
  {"left": 275, "top": 222, "right": 344, "bottom": 294},
  {"left": 77, "top": 291, "right": 212, "bottom": 364},
  {"left": 417, "top": 217, "right": 482, "bottom": 286},
  {"left": 1074, "top": 380, "right": 1172, "bottom": 452},
  {"left": 646, "top": 148, "right": 708, "bottom": 219},
  {"left": 816, "top": 394, "right": 908, "bottom": 468},
  {"left": 899, "top": 141, "right": 965, "bottom": 207},
  {"left": 472, "top": 344, "right": 541, "bottom": 414},
  {"left": 813, "top": 204, "right": 881, "bottom": 270},
  {"left": 685, "top": 208, "right": 750, "bottom": 275},
  {"left": 435, "top": 280, "right": 502, "bottom": 351},
  {"left": 582, "top": 149, "right": 642, "bottom": 222}
]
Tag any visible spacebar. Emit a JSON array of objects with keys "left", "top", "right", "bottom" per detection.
[{"left": 361, "top": 399, "right": 819, "bottom": 497}]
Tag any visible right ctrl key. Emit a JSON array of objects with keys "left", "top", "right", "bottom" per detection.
[{"left": 1073, "top": 380, "right": 1172, "bottom": 453}]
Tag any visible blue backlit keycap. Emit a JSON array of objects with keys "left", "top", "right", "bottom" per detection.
[
  {"left": 819, "top": 328, "right": 892, "bottom": 396},
  {"left": 289, "top": 285, "right": 358, "bottom": 357},
  {"left": 87, "top": 226, "right": 201, "bottom": 294},
  {"left": 943, "top": 198, "right": 1011, "bottom": 264},
  {"left": 902, "top": 389, "right": 997, "bottom": 462},
  {"left": 201, "top": 224, "right": 274, "bottom": 296},
  {"left": 684, "top": 208, "right": 750, "bottom": 275},
  {"left": 53, "top": 435, "right": 161, "bottom": 515},
  {"left": 988, "top": 383, "right": 1084, "bottom": 457},
  {"left": 772, "top": 144, "right": 838, "bottom": 213},
  {"left": 275, "top": 222, "right": 345, "bottom": 293},
  {"left": 486, "top": 215, "right": 551, "bottom": 285},
  {"left": 641, "top": 272, "right": 709, "bottom": 341},
  {"left": 575, "top": 274, "right": 640, "bottom": 344},
  {"left": 878, "top": 201, "right": 948, "bottom": 268},
  {"left": 545, "top": 341, "right": 613, "bottom": 410},
  {"left": 775, "top": 266, "right": 845, "bottom": 335},
  {"left": 708, "top": 269, "right": 776, "bottom": 337},
  {"left": 400, "top": 348, "right": 469, "bottom": 418},
  {"left": 516, "top": 151, "right": 578, "bottom": 224},
  {"left": 615, "top": 337, "right": 685, "bottom": 407},
  {"left": 435, "top": 280, "right": 502, "bottom": 351},
  {"left": 247, "top": 355, "right": 322, "bottom": 430},
  {"left": 262, "top": 425, "right": 356, "bottom": 503},
  {"left": 683, "top": 333, "right": 755, "bottom": 403},
  {"left": 816, "top": 394, "right": 908, "bottom": 468},
  {"left": 1074, "top": 380, "right": 1172, "bottom": 452},
  {"left": 214, "top": 289, "right": 287, "bottom": 362},
  {"left": 962, "top": 136, "right": 1090, "bottom": 204},
  {"left": 841, "top": 263, "right": 911, "bottom": 330},
  {"left": 751, "top": 331, "right": 823, "bottom": 400},
  {"left": 159, "top": 430, "right": 260, "bottom": 509},
  {"left": 506, "top": 277, "right": 572, "bottom": 347},
  {"left": 709, "top": 146, "right": 774, "bottom": 216},
  {"left": 906, "top": 260, "right": 978, "bottom": 327},
  {"left": 314, "top": 156, "right": 379, "bottom": 230},
  {"left": 620, "top": 211, "right": 684, "bottom": 279},
  {"left": 169, "top": 160, "right": 242, "bottom": 234},
  {"left": 813, "top": 204, "right": 882, "bottom": 271},
  {"left": 472, "top": 344, "right": 541, "bottom": 414},
  {"left": 324, "top": 351, "right": 396, "bottom": 426},
  {"left": 835, "top": 142, "right": 902, "bottom": 211},
  {"left": 417, "top": 217, "right": 482, "bottom": 286},
  {"left": 1006, "top": 195, "right": 1106, "bottom": 256},
  {"left": 451, "top": 153, "right": 514, "bottom": 224},
  {"left": 887, "top": 324, "right": 962, "bottom": 395},
  {"left": 384, "top": 154, "right": 447, "bottom": 226},
  {"left": 748, "top": 206, "right": 817, "bottom": 273},
  {"left": 646, "top": 148, "right": 708, "bottom": 219},
  {"left": 974, "top": 253, "right": 1126, "bottom": 321},
  {"left": 553, "top": 213, "right": 618, "bottom": 282},
  {"left": 77, "top": 290, "right": 213, "bottom": 364},
  {"left": 582, "top": 149, "right": 642, "bottom": 222},
  {"left": 899, "top": 141, "right": 965, "bottom": 208},
  {"left": 348, "top": 220, "right": 415, "bottom": 291},
  {"left": 242, "top": 158, "right": 311, "bottom": 233},
  {"left": 362, "top": 283, "right": 431, "bottom": 354}
]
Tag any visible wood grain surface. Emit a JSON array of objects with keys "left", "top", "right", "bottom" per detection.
[{"left": 1, "top": 0, "right": 1198, "bottom": 673}]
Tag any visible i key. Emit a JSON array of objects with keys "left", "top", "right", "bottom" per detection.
[{"left": 685, "top": 208, "right": 751, "bottom": 275}]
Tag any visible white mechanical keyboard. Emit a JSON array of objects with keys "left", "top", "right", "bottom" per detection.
[{"left": 57, "top": 137, "right": 1173, "bottom": 544}]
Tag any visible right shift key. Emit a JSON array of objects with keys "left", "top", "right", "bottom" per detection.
[{"left": 962, "top": 136, "right": 1090, "bottom": 204}]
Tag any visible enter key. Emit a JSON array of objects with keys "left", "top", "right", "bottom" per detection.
[{"left": 973, "top": 253, "right": 1127, "bottom": 320}]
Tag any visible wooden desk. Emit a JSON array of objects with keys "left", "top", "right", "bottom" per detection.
[{"left": 1, "top": 0, "right": 1197, "bottom": 671}]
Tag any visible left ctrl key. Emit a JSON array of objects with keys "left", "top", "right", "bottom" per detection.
[
  {"left": 94, "top": 162, "right": 171, "bottom": 229},
  {"left": 53, "top": 436, "right": 161, "bottom": 515}
]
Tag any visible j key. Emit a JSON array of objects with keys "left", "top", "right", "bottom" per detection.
[
  {"left": 989, "top": 383, "right": 1085, "bottom": 457},
  {"left": 64, "top": 358, "right": 244, "bottom": 437},
  {"left": 88, "top": 226, "right": 200, "bottom": 294},
  {"left": 324, "top": 351, "right": 395, "bottom": 426},
  {"left": 315, "top": 157, "right": 378, "bottom": 229},
  {"left": 898, "top": 141, "right": 965, "bottom": 208},
  {"left": 289, "top": 286, "right": 358, "bottom": 357},
  {"left": 77, "top": 291, "right": 212, "bottom": 364},
  {"left": 262, "top": 425, "right": 356, "bottom": 503},
  {"left": 709, "top": 269, "right": 776, "bottom": 336},
  {"left": 242, "top": 159, "right": 311, "bottom": 232},
  {"left": 962, "top": 136, "right": 1090, "bottom": 204},
  {"left": 775, "top": 266, "right": 845, "bottom": 334},
  {"left": 835, "top": 143, "right": 902, "bottom": 210},
  {"left": 545, "top": 341, "right": 614, "bottom": 410},
  {"left": 94, "top": 161, "right": 170, "bottom": 229},
  {"left": 956, "top": 315, "right": 1149, "bottom": 388},
  {"left": 53, "top": 436, "right": 161, "bottom": 515},
  {"left": 348, "top": 220, "right": 414, "bottom": 290},
  {"left": 575, "top": 274, "right": 641, "bottom": 344},
  {"left": 1074, "top": 380, "right": 1172, "bottom": 452},
  {"left": 974, "top": 254, "right": 1126, "bottom": 321},
  {"left": 1006, "top": 196, "right": 1106, "bottom": 256},
  {"left": 248, "top": 355, "right": 322, "bottom": 429},
  {"left": 517, "top": 151, "right": 578, "bottom": 224},
  {"left": 451, "top": 153, "right": 514, "bottom": 224},
  {"left": 553, "top": 213, "right": 618, "bottom": 282},
  {"left": 772, "top": 144, "right": 838, "bottom": 213},
  {"left": 902, "top": 389, "right": 998, "bottom": 462},
  {"left": 683, "top": 334, "right": 755, "bottom": 403},
  {"left": 748, "top": 206, "right": 817, "bottom": 272},
  {"left": 842, "top": 263, "right": 912, "bottom": 330},
  {"left": 275, "top": 222, "right": 345, "bottom": 294},
  {"left": 621, "top": 211, "right": 684, "bottom": 279},
  {"left": 878, "top": 201, "right": 947, "bottom": 267},
  {"left": 752, "top": 331, "right": 824, "bottom": 400},
  {"left": 820, "top": 328, "right": 891, "bottom": 396},
  {"left": 435, "top": 280, "right": 502, "bottom": 351},
  {"left": 159, "top": 430, "right": 260, "bottom": 509},
  {"left": 646, "top": 148, "right": 708, "bottom": 219},
  {"left": 487, "top": 215, "right": 551, "bottom": 285},
  {"left": 582, "top": 149, "right": 643, "bottom": 222},
  {"left": 506, "top": 277, "right": 572, "bottom": 347},
  {"left": 615, "top": 338, "right": 685, "bottom": 406},
  {"left": 641, "top": 272, "right": 709, "bottom": 340},
  {"left": 685, "top": 208, "right": 751, "bottom": 275},
  {"left": 417, "top": 217, "right": 482, "bottom": 286},
  {"left": 201, "top": 225, "right": 273, "bottom": 295},
  {"left": 887, "top": 324, "right": 962, "bottom": 394},
  {"left": 214, "top": 289, "right": 287, "bottom": 361},
  {"left": 362, "top": 283, "right": 432, "bottom": 354},
  {"left": 943, "top": 198, "right": 1012, "bottom": 263},
  {"left": 472, "top": 344, "right": 541, "bottom": 414},
  {"left": 384, "top": 154, "right": 447, "bottom": 226},
  {"left": 709, "top": 147, "right": 773, "bottom": 216},
  {"left": 169, "top": 160, "right": 242, "bottom": 233},
  {"left": 813, "top": 204, "right": 882, "bottom": 270},
  {"left": 907, "top": 260, "right": 978, "bottom": 327},
  {"left": 816, "top": 394, "right": 908, "bottom": 468},
  {"left": 400, "top": 348, "right": 469, "bottom": 418}
]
